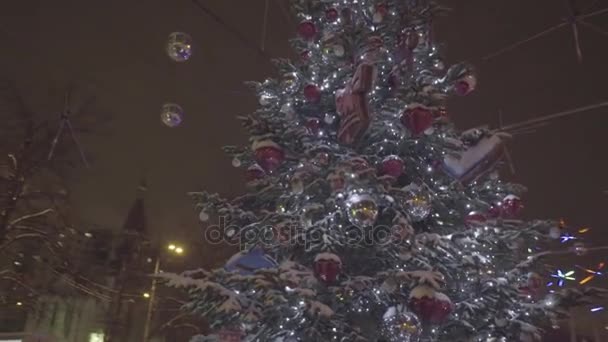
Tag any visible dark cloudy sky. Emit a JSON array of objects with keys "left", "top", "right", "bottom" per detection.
[{"left": 1, "top": 0, "right": 607, "bottom": 334}]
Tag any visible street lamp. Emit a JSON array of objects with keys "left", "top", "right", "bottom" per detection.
[{"left": 142, "top": 243, "right": 184, "bottom": 341}]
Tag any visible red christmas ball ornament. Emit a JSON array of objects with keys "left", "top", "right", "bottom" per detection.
[
  {"left": 408, "top": 285, "right": 453, "bottom": 324},
  {"left": 326, "top": 8, "right": 339, "bottom": 22},
  {"left": 372, "top": 4, "right": 388, "bottom": 23},
  {"left": 375, "top": 3, "right": 388, "bottom": 16},
  {"left": 327, "top": 171, "right": 346, "bottom": 193},
  {"left": 408, "top": 285, "right": 438, "bottom": 310},
  {"left": 367, "top": 36, "right": 384, "bottom": 51},
  {"left": 436, "top": 107, "right": 448, "bottom": 121},
  {"left": 465, "top": 211, "right": 487, "bottom": 226},
  {"left": 400, "top": 30, "right": 420, "bottom": 51},
  {"left": 430, "top": 292, "right": 454, "bottom": 323},
  {"left": 313, "top": 253, "right": 342, "bottom": 285},
  {"left": 304, "top": 84, "right": 321, "bottom": 103},
  {"left": 340, "top": 8, "right": 353, "bottom": 25},
  {"left": 349, "top": 157, "right": 370, "bottom": 172},
  {"left": 488, "top": 203, "right": 502, "bottom": 218},
  {"left": 502, "top": 194, "right": 523, "bottom": 218},
  {"left": 520, "top": 272, "right": 543, "bottom": 298},
  {"left": 300, "top": 50, "right": 311, "bottom": 61},
  {"left": 401, "top": 105, "right": 434, "bottom": 136},
  {"left": 218, "top": 329, "right": 244, "bottom": 342},
  {"left": 380, "top": 155, "right": 404, "bottom": 178},
  {"left": 453, "top": 74, "right": 477, "bottom": 96},
  {"left": 252, "top": 140, "right": 285, "bottom": 172},
  {"left": 388, "top": 69, "right": 399, "bottom": 89},
  {"left": 297, "top": 21, "right": 317, "bottom": 41},
  {"left": 245, "top": 164, "right": 266, "bottom": 182},
  {"left": 305, "top": 118, "right": 322, "bottom": 135}
]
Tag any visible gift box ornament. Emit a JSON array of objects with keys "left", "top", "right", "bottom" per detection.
[{"left": 443, "top": 133, "right": 510, "bottom": 183}]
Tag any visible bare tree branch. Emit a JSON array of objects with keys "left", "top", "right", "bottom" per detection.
[
  {"left": 8, "top": 208, "right": 54, "bottom": 228},
  {"left": 0, "top": 233, "right": 47, "bottom": 252}
]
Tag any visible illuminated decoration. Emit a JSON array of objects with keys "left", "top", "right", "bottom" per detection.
[
  {"left": 559, "top": 234, "right": 577, "bottom": 243},
  {"left": 590, "top": 306, "right": 604, "bottom": 313},
  {"left": 578, "top": 262, "right": 605, "bottom": 285},
  {"left": 550, "top": 269, "right": 576, "bottom": 287},
  {"left": 578, "top": 227, "right": 591, "bottom": 234},
  {"left": 143, "top": 292, "right": 151, "bottom": 298},
  {"left": 168, "top": 244, "right": 184, "bottom": 254},
  {"left": 89, "top": 332, "right": 105, "bottom": 342},
  {"left": 167, "top": 0, "right": 608, "bottom": 340}
]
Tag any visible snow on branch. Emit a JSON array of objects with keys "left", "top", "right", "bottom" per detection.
[{"left": 7, "top": 208, "right": 54, "bottom": 228}]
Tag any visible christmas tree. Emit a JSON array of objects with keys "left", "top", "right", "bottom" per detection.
[{"left": 163, "top": 1, "right": 604, "bottom": 341}]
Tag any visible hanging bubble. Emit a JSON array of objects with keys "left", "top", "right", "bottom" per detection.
[
  {"left": 160, "top": 103, "right": 183, "bottom": 127},
  {"left": 166, "top": 32, "right": 193, "bottom": 62}
]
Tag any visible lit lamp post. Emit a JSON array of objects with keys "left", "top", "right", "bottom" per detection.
[{"left": 142, "top": 243, "right": 184, "bottom": 342}]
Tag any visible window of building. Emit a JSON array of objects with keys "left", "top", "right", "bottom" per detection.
[{"left": 89, "top": 332, "right": 104, "bottom": 342}]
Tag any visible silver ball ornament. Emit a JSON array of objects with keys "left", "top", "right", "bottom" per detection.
[
  {"left": 281, "top": 72, "right": 300, "bottom": 94},
  {"left": 346, "top": 194, "right": 378, "bottom": 227},
  {"left": 381, "top": 306, "right": 422, "bottom": 342},
  {"left": 404, "top": 188, "right": 432, "bottom": 222}
]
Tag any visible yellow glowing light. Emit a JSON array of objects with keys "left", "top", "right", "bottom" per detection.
[
  {"left": 174, "top": 247, "right": 184, "bottom": 254},
  {"left": 143, "top": 292, "right": 150, "bottom": 298},
  {"left": 578, "top": 227, "right": 591, "bottom": 234},
  {"left": 401, "top": 322, "right": 418, "bottom": 333},
  {"left": 579, "top": 276, "right": 594, "bottom": 285},
  {"left": 89, "top": 332, "right": 105, "bottom": 342},
  {"left": 16, "top": 302, "right": 23, "bottom": 306},
  {"left": 168, "top": 244, "right": 176, "bottom": 251}
]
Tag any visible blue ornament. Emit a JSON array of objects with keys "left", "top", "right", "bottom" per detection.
[{"left": 224, "top": 248, "right": 277, "bottom": 275}]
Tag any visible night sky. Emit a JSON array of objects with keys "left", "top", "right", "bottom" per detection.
[{"left": 1, "top": 0, "right": 607, "bottom": 334}]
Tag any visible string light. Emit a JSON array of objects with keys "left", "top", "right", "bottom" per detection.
[
  {"left": 559, "top": 234, "right": 577, "bottom": 243},
  {"left": 578, "top": 262, "right": 605, "bottom": 285},
  {"left": 550, "top": 269, "right": 576, "bottom": 287}
]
